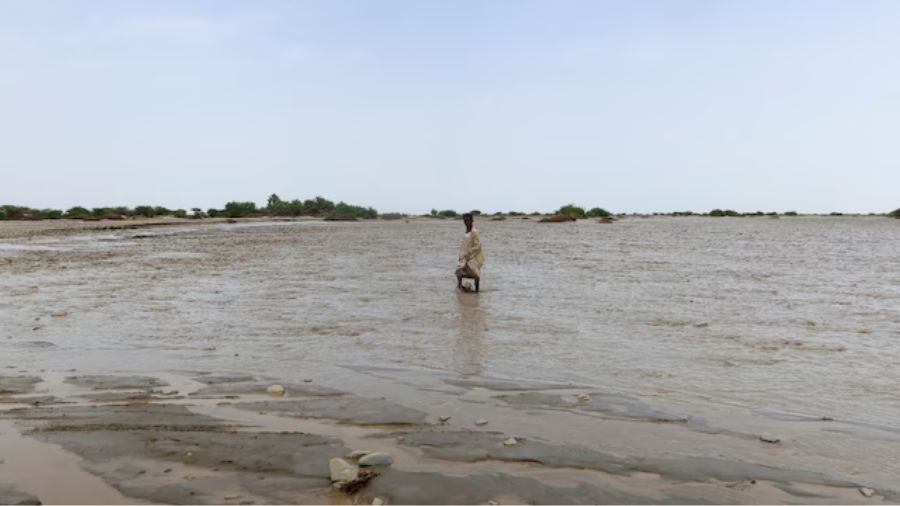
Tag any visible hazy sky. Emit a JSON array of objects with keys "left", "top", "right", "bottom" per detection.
[{"left": 2, "top": 1, "right": 898, "bottom": 214}]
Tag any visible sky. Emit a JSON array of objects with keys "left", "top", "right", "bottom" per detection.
[{"left": 1, "top": 0, "right": 898, "bottom": 214}]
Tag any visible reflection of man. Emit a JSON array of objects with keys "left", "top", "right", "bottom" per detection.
[{"left": 455, "top": 213, "right": 484, "bottom": 293}]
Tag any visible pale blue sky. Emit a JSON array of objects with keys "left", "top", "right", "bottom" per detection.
[{"left": 1, "top": 0, "right": 898, "bottom": 214}]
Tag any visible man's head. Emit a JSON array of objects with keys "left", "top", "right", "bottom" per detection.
[{"left": 463, "top": 213, "right": 474, "bottom": 231}]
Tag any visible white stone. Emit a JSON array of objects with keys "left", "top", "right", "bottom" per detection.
[
  {"left": 358, "top": 452, "right": 393, "bottom": 467},
  {"left": 329, "top": 458, "right": 358, "bottom": 483},
  {"left": 50, "top": 310, "right": 68, "bottom": 318},
  {"left": 372, "top": 498, "right": 385, "bottom": 505},
  {"left": 439, "top": 415, "right": 451, "bottom": 422},
  {"left": 860, "top": 487, "right": 875, "bottom": 498},
  {"left": 503, "top": 437, "right": 519, "bottom": 446},
  {"left": 577, "top": 393, "right": 591, "bottom": 402},
  {"left": 266, "top": 384, "right": 286, "bottom": 396},
  {"left": 475, "top": 418, "right": 488, "bottom": 426},
  {"left": 346, "top": 450, "right": 371, "bottom": 460}
]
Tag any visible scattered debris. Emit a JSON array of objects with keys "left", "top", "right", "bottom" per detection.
[
  {"left": 50, "top": 310, "right": 68, "bottom": 318},
  {"left": 475, "top": 418, "right": 488, "bottom": 426},
  {"left": 577, "top": 394, "right": 591, "bottom": 402},
  {"left": 820, "top": 416, "right": 834, "bottom": 421},
  {"left": 759, "top": 435, "right": 781, "bottom": 444},
  {"left": 503, "top": 437, "right": 520, "bottom": 447},
  {"left": 266, "top": 384, "right": 285, "bottom": 396},
  {"left": 860, "top": 487, "right": 875, "bottom": 498},
  {"left": 439, "top": 415, "right": 451, "bottom": 423}
]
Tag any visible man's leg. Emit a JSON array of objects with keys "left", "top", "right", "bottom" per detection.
[{"left": 474, "top": 276, "right": 480, "bottom": 293}]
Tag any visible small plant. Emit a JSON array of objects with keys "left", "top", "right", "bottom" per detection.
[
  {"left": 556, "top": 204, "right": 585, "bottom": 219},
  {"left": 585, "top": 207, "right": 611, "bottom": 218}
]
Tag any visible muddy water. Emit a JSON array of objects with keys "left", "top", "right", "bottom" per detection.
[{"left": 1, "top": 217, "right": 900, "bottom": 477}]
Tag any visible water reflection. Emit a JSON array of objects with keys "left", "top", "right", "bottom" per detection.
[{"left": 454, "top": 292, "right": 487, "bottom": 376}]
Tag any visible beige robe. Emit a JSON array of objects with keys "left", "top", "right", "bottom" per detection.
[{"left": 458, "top": 227, "right": 485, "bottom": 277}]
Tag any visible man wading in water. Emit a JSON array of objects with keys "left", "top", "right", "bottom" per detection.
[{"left": 456, "top": 213, "right": 485, "bottom": 293}]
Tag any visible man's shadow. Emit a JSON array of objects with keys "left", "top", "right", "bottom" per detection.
[{"left": 454, "top": 291, "right": 487, "bottom": 376}]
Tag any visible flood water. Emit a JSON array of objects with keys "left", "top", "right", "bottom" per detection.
[{"left": 2, "top": 216, "right": 899, "bottom": 439}]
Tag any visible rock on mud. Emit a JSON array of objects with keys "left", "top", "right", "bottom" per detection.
[
  {"left": 266, "top": 384, "right": 285, "bottom": 396},
  {"left": 330, "top": 458, "right": 358, "bottom": 483},
  {"left": 358, "top": 452, "right": 393, "bottom": 467}
]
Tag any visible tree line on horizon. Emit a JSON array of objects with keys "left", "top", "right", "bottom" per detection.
[{"left": 0, "top": 200, "right": 898, "bottom": 221}]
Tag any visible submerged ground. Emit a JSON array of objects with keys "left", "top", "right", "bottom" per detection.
[{"left": 1, "top": 217, "right": 898, "bottom": 504}]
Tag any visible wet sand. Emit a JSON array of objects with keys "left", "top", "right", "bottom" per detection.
[
  {"left": 0, "top": 370, "right": 893, "bottom": 505},
  {"left": 1, "top": 217, "right": 899, "bottom": 504}
]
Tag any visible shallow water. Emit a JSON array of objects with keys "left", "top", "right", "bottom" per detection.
[{"left": 1, "top": 217, "right": 899, "bottom": 435}]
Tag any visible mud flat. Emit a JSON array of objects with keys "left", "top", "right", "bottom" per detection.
[
  {"left": 2, "top": 218, "right": 900, "bottom": 503},
  {"left": 1, "top": 371, "right": 897, "bottom": 505}
]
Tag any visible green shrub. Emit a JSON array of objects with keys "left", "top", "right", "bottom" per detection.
[
  {"left": 66, "top": 206, "right": 92, "bottom": 219},
  {"left": 133, "top": 205, "right": 156, "bottom": 217},
  {"left": 784, "top": 211, "right": 798, "bottom": 216},
  {"left": 438, "top": 209, "right": 458, "bottom": 217},
  {"left": 556, "top": 204, "right": 585, "bottom": 219},
  {"left": 586, "top": 207, "right": 611, "bottom": 218},
  {"left": 889, "top": 208, "right": 900, "bottom": 218}
]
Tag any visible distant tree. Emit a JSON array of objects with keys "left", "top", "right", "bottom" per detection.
[
  {"left": 889, "top": 208, "right": 900, "bottom": 218},
  {"left": 266, "top": 193, "right": 289, "bottom": 215},
  {"left": 207, "top": 208, "right": 222, "bottom": 218},
  {"left": 1, "top": 205, "right": 27, "bottom": 220},
  {"left": 585, "top": 207, "right": 611, "bottom": 218},
  {"left": 784, "top": 211, "right": 798, "bottom": 216},
  {"left": 191, "top": 208, "right": 206, "bottom": 218},
  {"left": 223, "top": 201, "right": 257, "bottom": 218},
  {"left": 470, "top": 210, "right": 482, "bottom": 216},
  {"left": 173, "top": 209, "right": 187, "bottom": 218},
  {"left": 557, "top": 204, "right": 586, "bottom": 219},
  {"left": 430, "top": 209, "right": 439, "bottom": 216},
  {"left": 438, "top": 210, "right": 458, "bottom": 217},
  {"left": 66, "top": 206, "right": 93, "bottom": 219},
  {"left": 830, "top": 212, "right": 844, "bottom": 216},
  {"left": 133, "top": 206, "right": 155, "bottom": 217}
]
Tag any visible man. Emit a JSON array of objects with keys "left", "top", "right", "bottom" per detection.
[{"left": 456, "top": 213, "right": 484, "bottom": 293}]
